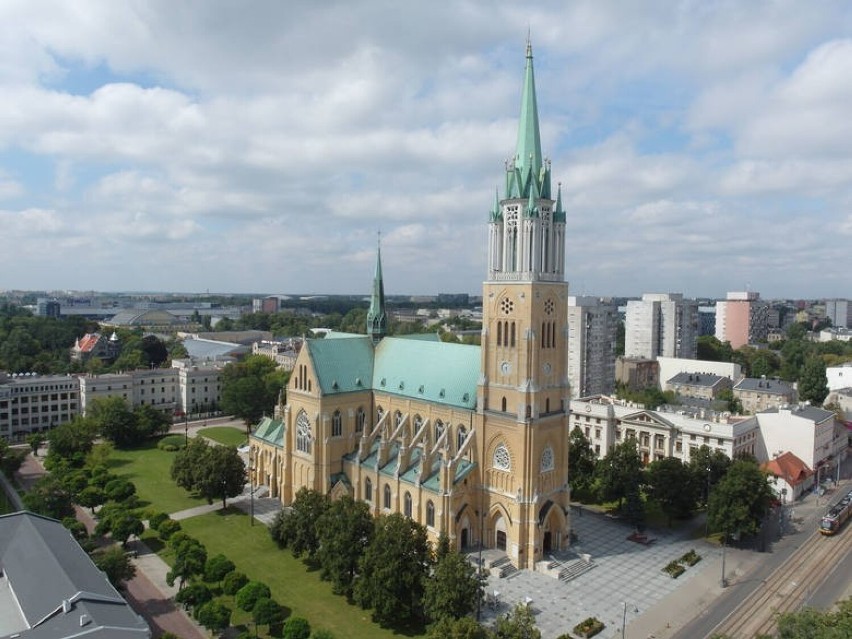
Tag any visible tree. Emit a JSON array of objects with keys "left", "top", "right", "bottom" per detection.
[
  {"left": 109, "top": 510, "right": 144, "bottom": 547},
  {"left": 76, "top": 485, "right": 106, "bottom": 515},
  {"left": 235, "top": 580, "right": 272, "bottom": 612},
  {"left": 104, "top": 478, "right": 137, "bottom": 502},
  {"left": 708, "top": 459, "right": 775, "bottom": 539},
  {"left": 286, "top": 488, "right": 330, "bottom": 559},
  {"left": 253, "top": 597, "right": 285, "bottom": 634},
  {"left": 776, "top": 597, "right": 852, "bottom": 638},
  {"left": 89, "top": 397, "right": 138, "bottom": 448},
  {"left": 354, "top": 513, "right": 430, "bottom": 626},
  {"left": 175, "top": 582, "right": 213, "bottom": 611},
  {"left": 140, "top": 334, "right": 169, "bottom": 367},
  {"left": 427, "top": 617, "right": 491, "bottom": 639},
  {"left": 221, "top": 355, "right": 286, "bottom": 429},
  {"left": 717, "top": 388, "right": 743, "bottom": 415},
  {"left": 423, "top": 547, "right": 483, "bottom": 623},
  {"left": 157, "top": 518, "right": 182, "bottom": 540},
  {"left": 195, "top": 600, "right": 231, "bottom": 635},
  {"left": 134, "top": 403, "right": 172, "bottom": 439},
  {"left": 46, "top": 417, "right": 98, "bottom": 467},
  {"left": 646, "top": 457, "right": 696, "bottom": 525},
  {"left": 62, "top": 516, "right": 89, "bottom": 542},
  {"left": 195, "top": 444, "right": 246, "bottom": 508},
  {"left": 594, "top": 439, "right": 643, "bottom": 510},
  {"left": 799, "top": 357, "right": 829, "bottom": 405},
  {"left": 689, "top": 445, "right": 731, "bottom": 506},
  {"left": 316, "top": 495, "right": 373, "bottom": 595},
  {"left": 567, "top": 427, "right": 597, "bottom": 498},
  {"left": 697, "top": 336, "right": 734, "bottom": 363},
  {"left": 23, "top": 474, "right": 75, "bottom": 519},
  {"left": 223, "top": 571, "right": 249, "bottom": 596},
  {"left": 493, "top": 603, "right": 541, "bottom": 639},
  {"left": 171, "top": 437, "right": 211, "bottom": 493},
  {"left": 93, "top": 546, "right": 137, "bottom": 589},
  {"left": 204, "top": 553, "right": 236, "bottom": 584},
  {"left": 167, "top": 537, "right": 208, "bottom": 589},
  {"left": 27, "top": 432, "right": 45, "bottom": 456},
  {"left": 283, "top": 616, "right": 311, "bottom": 639}
]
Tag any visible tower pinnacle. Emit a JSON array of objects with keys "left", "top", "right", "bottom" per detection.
[
  {"left": 366, "top": 233, "right": 387, "bottom": 344},
  {"left": 515, "top": 40, "right": 543, "bottom": 180}
]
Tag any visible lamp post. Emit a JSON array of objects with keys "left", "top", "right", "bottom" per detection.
[
  {"left": 705, "top": 466, "right": 711, "bottom": 537},
  {"left": 720, "top": 532, "right": 728, "bottom": 588},
  {"left": 476, "top": 507, "right": 485, "bottom": 621},
  {"left": 249, "top": 449, "right": 255, "bottom": 527},
  {"left": 184, "top": 412, "right": 189, "bottom": 447},
  {"left": 621, "top": 601, "right": 638, "bottom": 639}
]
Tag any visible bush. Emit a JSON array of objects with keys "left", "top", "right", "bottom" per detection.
[
  {"left": 205, "top": 553, "right": 236, "bottom": 583},
  {"left": 148, "top": 512, "right": 170, "bottom": 531},
  {"left": 681, "top": 549, "right": 702, "bottom": 566},
  {"left": 663, "top": 560, "right": 686, "bottom": 578},
  {"left": 283, "top": 616, "right": 311, "bottom": 639},
  {"left": 157, "top": 518, "right": 182, "bottom": 540},
  {"left": 223, "top": 571, "right": 249, "bottom": 596},
  {"left": 158, "top": 434, "right": 187, "bottom": 451},
  {"left": 235, "top": 581, "right": 272, "bottom": 612},
  {"left": 572, "top": 617, "right": 604, "bottom": 638}
]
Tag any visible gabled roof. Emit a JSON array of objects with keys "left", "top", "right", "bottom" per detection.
[
  {"left": 762, "top": 452, "right": 813, "bottom": 487},
  {"left": 307, "top": 335, "right": 375, "bottom": 395},
  {"left": 734, "top": 377, "right": 795, "bottom": 394},
  {"left": 0, "top": 512, "right": 149, "bottom": 638},
  {"left": 76, "top": 333, "right": 102, "bottom": 353},
  {"left": 620, "top": 410, "right": 675, "bottom": 429},
  {"left": 252, "top": 416, "right": 285, "bottom": 447}
]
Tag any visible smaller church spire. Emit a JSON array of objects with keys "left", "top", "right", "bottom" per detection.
[
  {"left": 554, "top": 182, "right": 566, "bottom": 222},
  {"left": 490, "top": 187, "right": 502, "bottom": 221},
  {"left": 366, "top": 233, "right": 387, "bottom": 345}
]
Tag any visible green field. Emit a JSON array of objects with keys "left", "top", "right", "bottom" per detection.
[
  {"left": 197, "top": 426, "right": 247, "bottom": 448},
  {"left": 172, "top": 509, "right": 402, "bottom": 639},
  {"left": 108, "top": 441, "right": 207, "bottom": 514}
]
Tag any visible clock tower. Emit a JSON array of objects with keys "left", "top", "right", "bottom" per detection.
[{"left": 476, "top": 41, "right": 571, "bottom": 569}]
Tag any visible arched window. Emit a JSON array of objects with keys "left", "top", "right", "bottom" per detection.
[
  {"left": 356, "top": 407, "right": 365, "bottom": 433},
  {"left": 426, "top": 500, "right": 435, "bottom": 527},
  {"left": 404, "top": 492, "right": 412, "bottom": 518},
  {"left": 413, "top": 415, "right": 423, "bottom": 432},
  {"left": 457, "top": 425, "right": 467, "bottom": 452},
  {"left": 395, "top": 410, "right": 403, "bottom": 427},
  {"left": 365, "top": 477, "right": 372, "bottom": 501},
  {"left": 510, "top": 322, "right": 516, "bottom": 347},
  {"left": 545, "top": 398, "right": 550, "bottom": 413},
  {"left": 376, "top": 406, "right": 384, "bottom": 423},
  {"left": 501, "top": 397, "right": 507, "bottom": 412},
  {"left": 383, "top": 485, "right": 391, "bottom": 510},
  {"left": 331, "top": 410, "right": 342, "bottom": 437},
  {"left": 493, "top": 444, "right": 511, "bottom": 471},
  {"left": 497, "top": 321, "right": 503, "bottom": 346},
  {"left": 435, "top": 420, "right": 444, "bottom": 442},
  {"left": 296, "top": 410, "right": 311, "bottom": 454},
  {"left": 540, "top": 445, "right": 555, "bottom": 472}
]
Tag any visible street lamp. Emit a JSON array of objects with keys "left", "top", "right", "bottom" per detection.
[
  {"left": 720, "top": 532, "right": 728, "bottom": 588},
  {"left": 621, "top": 601, "right": 638, "bottom": 639},
  {"left": 184, "top": 412, "right": 189, "bottom": 447},
  {"left": 249, "top": 449, "right": 255, "bottom": 527},
  {"left": 705, "top": 466, "right": 711, "bottom": 537}
]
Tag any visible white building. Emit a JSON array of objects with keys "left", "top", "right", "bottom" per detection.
[
  {"left": 624, "top": 293, "right": 697, "bottom": 360},
  {"left": 0, "top": 373, "right": 81, "bottom": 442},
  {"left": 656, "top": 356, "right": 742, "bottom": 391},
  {"left": 569, "top": 395, "right": 758, "bottom": 464},
  {"left": 172, "top": 359, "right": 224, "bottom": 417},
  {"left": 747, "top": 405, "right": 846, "bottom": 480},
  {"left": 827, "top": 363, "right": 852, "bottom": 391},
  {"left": 567, "top": 296, "right": 617, "bottom": 399},
  {"left": 825, "top": 299, "right": 851, "bottom": 329}
]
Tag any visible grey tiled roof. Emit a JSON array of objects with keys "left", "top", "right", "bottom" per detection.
[
  {"left": 667, "top": 372, "right": 726, "bottom": 388},
  {"left": 734, "top": 377, "right": 795, "bottom": 394}
]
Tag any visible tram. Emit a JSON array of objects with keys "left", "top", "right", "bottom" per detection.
[{"left": 819, "top": 488, "right": 852, "bottom": 536}]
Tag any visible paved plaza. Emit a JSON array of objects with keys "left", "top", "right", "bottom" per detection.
[{"left": 478, "top": 507, "right": 712, "bottom": 639}]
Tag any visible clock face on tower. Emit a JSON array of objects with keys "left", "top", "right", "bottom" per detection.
[
  {"left": 501, "top": 361, "right": 511, "bottom": 375},
  {"left": 542, "top": 362, "right": 552, "bottom": 375}
]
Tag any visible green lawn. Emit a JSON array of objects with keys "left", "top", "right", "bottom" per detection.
[
  {"left": 108, "top": 441, "right": 207, "bottom": 514},
  {"left": 198, "top": 426, "right": 247, "bottom": 447},
  {"left": 172, "top": 509, "right": 404, "bottom": 639}
]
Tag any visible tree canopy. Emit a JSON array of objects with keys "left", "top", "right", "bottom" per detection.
[
  {"left": 708, "top": 459, "right": 775, "bottom": 538},
  {"left": 646, "top": 457, "right": 696, "bottom": 525},
  {"left": 423, "top": 544, "right": 482, "bottom": 623},
  {"left": 316, "top": 495, "right": 373, "bottom": 596},
  {"left": 220, "top": 355, "right": 288, "bottom": 428}
]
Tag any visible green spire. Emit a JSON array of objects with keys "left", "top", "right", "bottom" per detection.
[
  {"left": 554, "top": 182, "right": 566, "bottom": 222},
  {"left": 490, "top": 186, "right": 502, "bottom": 221},
  {"left": 366, "top": 235, "right": 386, "bottom": 344},
  {"left": 514, "top": 39, "right": 543, "bottom": 180}
]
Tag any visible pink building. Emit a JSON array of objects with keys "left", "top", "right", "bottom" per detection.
[{"left": 715, "top": 291, "right": 769, "bottom": 349}]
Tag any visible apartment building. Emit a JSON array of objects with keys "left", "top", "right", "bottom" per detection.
[
  {"left": 624, "top": 293, "right": 698, "bottom": 360},
  {"left": 715, "top": 291, "right": 770, "bottom": 348},
  {"left": 733, "top": 377, "right": 797, "bottom": 414},
  {"left": 172, "top": 359, "right": 224, "bottom": 416},
  {"left": 825, "top": 299, "right": 851, "bottom": 329},
  {"left": 567, "top": 296, "right": 617, "bottom": 398},
  {"left": 0, "top": 373, "right": 80, "bottom": 442},
  {"left": 664, "top": 372, "right": 732, "bottom": 401}
]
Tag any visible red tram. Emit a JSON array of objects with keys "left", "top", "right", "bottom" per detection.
[{"left": 819, "top": 488, "right": 852, "bottom": 536}]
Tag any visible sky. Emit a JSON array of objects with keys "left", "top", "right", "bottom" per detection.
[{"left": 0, "top": 1, "right": 851, "bottom": 300}]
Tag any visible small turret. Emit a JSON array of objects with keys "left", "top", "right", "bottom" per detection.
[{"left": 366, "top": 236, "right": 387, "bottom": 345}]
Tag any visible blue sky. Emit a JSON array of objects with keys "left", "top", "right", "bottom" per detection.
[{"left": 0, "top": 1, "right": 851, "bottom": 299}]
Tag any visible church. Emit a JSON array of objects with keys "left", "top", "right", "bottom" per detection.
[{"left": 250, "top": 42, "right": 571, "bottom": 570}]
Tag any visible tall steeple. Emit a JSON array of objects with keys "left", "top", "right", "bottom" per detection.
[
  {"left": 515, "top": 38, "right": 543, "bottom": 181},
  {"left": 366, "top": 235, "right": 387, "bottom": 344}
]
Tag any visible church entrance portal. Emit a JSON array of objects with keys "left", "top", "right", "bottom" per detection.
[
  {"left": 496, "top": 530, "right": 507, "bottom": 551},
  {"left": 460, "top": 528, "right": 469, "bottom": 549},
  {"left": 543, "top": 531, "right": 552, "bottom": 553}
]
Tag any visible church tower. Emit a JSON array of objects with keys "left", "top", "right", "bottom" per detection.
[
  {"left": 366, "top": 239, "right": 387, "bottom": 344},
  {"left": 477, "top": 41, "right": 571, "bottom": 569}
]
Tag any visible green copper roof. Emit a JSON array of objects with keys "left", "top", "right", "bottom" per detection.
[
  {"left": 515, "top": 40, "right": 543, "bottom": 181},
  {"left": 252, "top": 416, "right": 285, "bottom": 447},
  {"left": 554, "top": 183, "right": 566, "bottom": 222},
  {"left": 366, "top": 240, "right": 387, "bottom": 344},
  {"left": 307, "top": 335, "right": 375, "bottom": 395},
  {"left": 373, "top": 337, "right": 480, "bottom": 409}
]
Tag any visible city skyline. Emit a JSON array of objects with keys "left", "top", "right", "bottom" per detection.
[{"left": 1, "top": 1, "right": 851, "bottom": 298}]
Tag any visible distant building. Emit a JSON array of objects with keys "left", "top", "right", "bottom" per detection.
[
  {"left": 715, "top": 291, "right": 769, "bottom": 348},
  {"left": 70, "top": 332, "right": 120, "bottom": 363},
  {"left": 819, "top": 327, "right": 852, "bottom": 342},
  {"left": 825, "top": 299, "right": 851, "bottom": 329},
  {"left": 0, "top": 511, "right": 150, "bottom": 638},
  {"left": 0, "top": 373, "right": 80, "bottom": 442},
  {"left": 615, "top": 357, "right": 659, "bottom": 391},
  {"left": 252, "top": 296, "right": 281, "bottom": 314},
  {"left": 252, "top": 338, "right": 302, "bottom": 371},
  {"left": 733, "top": 377, "right": 797, "bottom": 414},
  {"left": 567, "top": 296, "right": 617, "bottom": 398},
  {"left": 569, "top": 395, "right": 759, "bottom": 464},
  {"left": 656, "top": 357, "right": 741, "bottom": 392},
  {"left": 697, "top": 306, "right": 716, "bottom": 336},
  {"left": 664, "top": 372, "right": 732, "bottom": 401},
  {"left": 172, "top": 359, "right": 224, "bottom": 417},
  {"left": 827, "top": 363, "right": 852, "bottom": 391},
  {"left": 35, "top": 298, "right": 61, "bottom": 318},
  {"left": 624, "top": 293, "right": 698, "bottom": 360}
]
